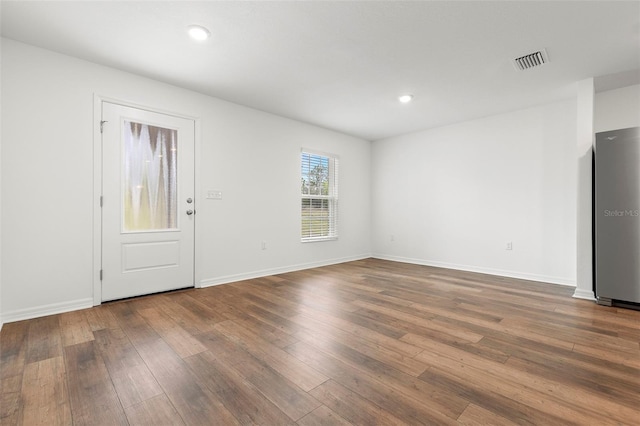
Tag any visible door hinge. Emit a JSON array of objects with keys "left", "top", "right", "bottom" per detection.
[
  {"left": 100, "top": 120, "right": 108, "bottom": 133},
  {"left": 99, "top": 269, "right": 103, "bottom": 281},
  {"left": 100, "top": 196, "right": 103, "bottom": 207}
]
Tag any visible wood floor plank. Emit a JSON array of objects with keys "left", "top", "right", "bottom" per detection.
[
  {"left": 405, "top": 301, "right": 577, "bottom": 354},
  {"left": 419, "top": 366, "right": 576, "bottom": 425},
  {"left": 286, "top": 340, "right": 459, "bottom": 425},
  {"left": 59, "top": 310, "right": 94, "bottom": 347},
  {"left": 159, "top": 291, "right": 227, "bottom": 334},
  {"left": 233, "top": 301, "right": 302, "bottom": 336},
  {"left": 0, "top": 321, "right": 29, "bottom": 379},
  {"left": 505, "top": 355, "right": 639, "bottom": 412},
  {"left": 0, "top": 321, "right": 29, "bottom": 424},
  {"left": 352, "top": 299, "right": 484, "bottom": 343},
  {"left": 84, "top": 304, "right": 120, "bottom": 331},
  {"left": 26, "top": 315, "right": 63, "bottom": 364},
  {"left": 195, "top": 329, "right": 322, "bottom": 421},
  {"left": 270, "top": 281, "right": 363, "bottom": 315},
  {"left": 292, "top": 330, "right": 469, "bottom": 421},
  {"left": 233, "top": 313, "right": 299, "bottom": 349},
  {"left": 229, "top": 352, "right": 322, "bottom": 421},
  {"left": 236, "top": 282, "right": 308, "bottom": 315},
  {"left": 457, "top": 403, "right": 518, "bottom": 426},
  {"left": 64, "top": 341, "right": 128, "bottom": 425},
  {"left": 481, "top": 336, "right": 640, "bottom": 393},
  {"left": 137, "top": 306, "right": 208, "bottom": 358},
  {"left": 554, "top": 304, "right": 640, "bottom": 330},
  {"left": 500, "top": 316, "right": 639, "bottom": 352},
  {"left": 296, "top": 405, "right": 353, "bottom": 426},
  {"left": 236, "top": 289, "right": 302, "bottom": 319},
  {"left": 185, "top": 350, "right": 296, "bottom": 425},
  {"left": 290, "top": 318, "right": 428, "bottom": 377},
  {"left": 291, "top": 307, "right": 422, "bottom": 358},
  {"left": 124, "top": 394, "right": 185, "bottom": 426},
  {"left": 20, "top": 356, "right": 71, "bottom": 425},
  {"left": 214, "top": 319, "right": 329, "bottom": 392},
  {"left": 132, "top": 336, "right": 240, "bottom": 425},
  {"left": 92, "top": 326, "right": 145, "bottom": 372},
  {"left": 401, "top": 331, "right": 511, "bottom": 365},
  {"left": 0, "top": 375, "right": 23, "bottom": 425},
  {"left": 404, "top": 297, "right": 504, "bottom": 325},
  {"left": 415, "top": 341, "right": 630, "bottom": 425},
  {"left": 308, "top": 379, "right": 406, "bottom": 425},
  {"left": 110, "top": 303, "right": 240, "bottom": 425},
  {"left": 107, "top": 300, "right": 159, "bottom": 345},
  {"left": 194, "top": 328, "right": 254, "bottom": 367},
  {"left": 93, "top": 327, "right": 164, "bottom": 408},
  {"left": 572, "top": 342, "right": 640, "bottom": 369},
  {"left": 191, "top": 289, "right": 245, "bottom": 321}
]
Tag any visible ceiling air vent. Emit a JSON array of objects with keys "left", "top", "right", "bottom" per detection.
[{"left": 512, "top": 49, "right": 548, "bottom": 71}]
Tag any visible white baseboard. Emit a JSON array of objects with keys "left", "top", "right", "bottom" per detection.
[
  {"left": 371, "top": 254, "right": 576, "bottom": 287},
  {"left": 572, "top": 288, "right": 596, "bottom": 300},
  {"left": 1, "top": 298, "right": 94, "bottom": 325},
  {"left": 199, "top": 254, "right": 372, "bottom": 288}
]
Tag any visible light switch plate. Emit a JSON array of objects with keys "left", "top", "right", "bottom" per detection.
[{"left": 207, "top": 190, "right": 222, "bottom": 200}]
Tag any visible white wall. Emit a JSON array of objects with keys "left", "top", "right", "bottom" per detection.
[
  {"left": 371, "top": 100, "right": 577, "bottom": 285},
  {"left": 0, "top": 39, "right": 371, "bottom": 322},
  {"left": 0, "top": 34, "right": 3, "bottom": 328},
  {"left": 595, "top": 84, "right": 640, "bottom": 132}
]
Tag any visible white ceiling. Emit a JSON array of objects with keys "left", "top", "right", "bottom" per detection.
[{"left": 2, "top": 1, "right": 639, "bottom": 141}]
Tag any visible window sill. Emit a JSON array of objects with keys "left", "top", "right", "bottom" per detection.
[{"left": 301, "top": 236, "right": 338, "bottom": 243}]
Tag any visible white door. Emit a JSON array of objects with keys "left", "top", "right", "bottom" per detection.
[{"left": 101, "top": 102, "right": 195, "bottom": 301}]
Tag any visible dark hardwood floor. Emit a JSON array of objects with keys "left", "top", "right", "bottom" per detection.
[{"left": 1, "top": 258, "right": 639, "bottom": 425}]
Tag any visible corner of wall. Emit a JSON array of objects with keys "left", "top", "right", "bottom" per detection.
[{"left": 575, "top": 78, "right": 595, "bottom": 301}]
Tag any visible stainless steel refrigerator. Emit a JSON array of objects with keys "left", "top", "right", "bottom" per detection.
[{"left": 594, "top": 127, "right": 640, "bottom": 307}]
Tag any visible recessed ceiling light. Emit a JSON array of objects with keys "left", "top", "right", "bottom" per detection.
[
  {"left": 188, "top": 25, "right": 211, "bottom": 41},
  {"left": 398, "top": 94, "right": 414, "bottom": 103}
]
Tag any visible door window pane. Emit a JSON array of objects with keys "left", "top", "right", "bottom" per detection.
[{"left": 123, "top": 121, "right": 178, "bottom": 231}]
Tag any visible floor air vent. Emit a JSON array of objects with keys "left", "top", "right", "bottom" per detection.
[{"left": 512, "top": 49, "right": 548, "bottom": 71}]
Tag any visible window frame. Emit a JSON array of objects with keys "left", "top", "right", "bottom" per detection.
[{"left": 300, "top": 149, "right": 339, "bottom": 242}]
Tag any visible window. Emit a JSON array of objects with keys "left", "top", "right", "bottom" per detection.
[{"left": 301, "top": 150, "right": 338, "bottom": 241}]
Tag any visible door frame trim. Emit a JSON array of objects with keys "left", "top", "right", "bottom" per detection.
[{"left": 92, "top": 94, "right": 202, "bottom": 305}]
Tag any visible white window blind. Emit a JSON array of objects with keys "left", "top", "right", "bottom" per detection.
[{"left": 301, "top": 150, "right": 338, "bottom": 241}]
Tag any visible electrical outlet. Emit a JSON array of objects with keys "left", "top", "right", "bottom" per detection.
[
  {"left": 390, "top": 234, "right": 395, "bottom": 242},
  {"left": 261, "top": 241, "right": 267, "bottom": 250},
  {"left": 506, "top": 242, "right": 513, "bottom": 250}
]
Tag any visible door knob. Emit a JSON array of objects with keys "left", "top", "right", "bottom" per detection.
[
  {"left": 186, "top": 198, "right": 193, "bottom": 204},
  {"left": 186, "top": 210, "right": 194, "bottom": 215}
]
